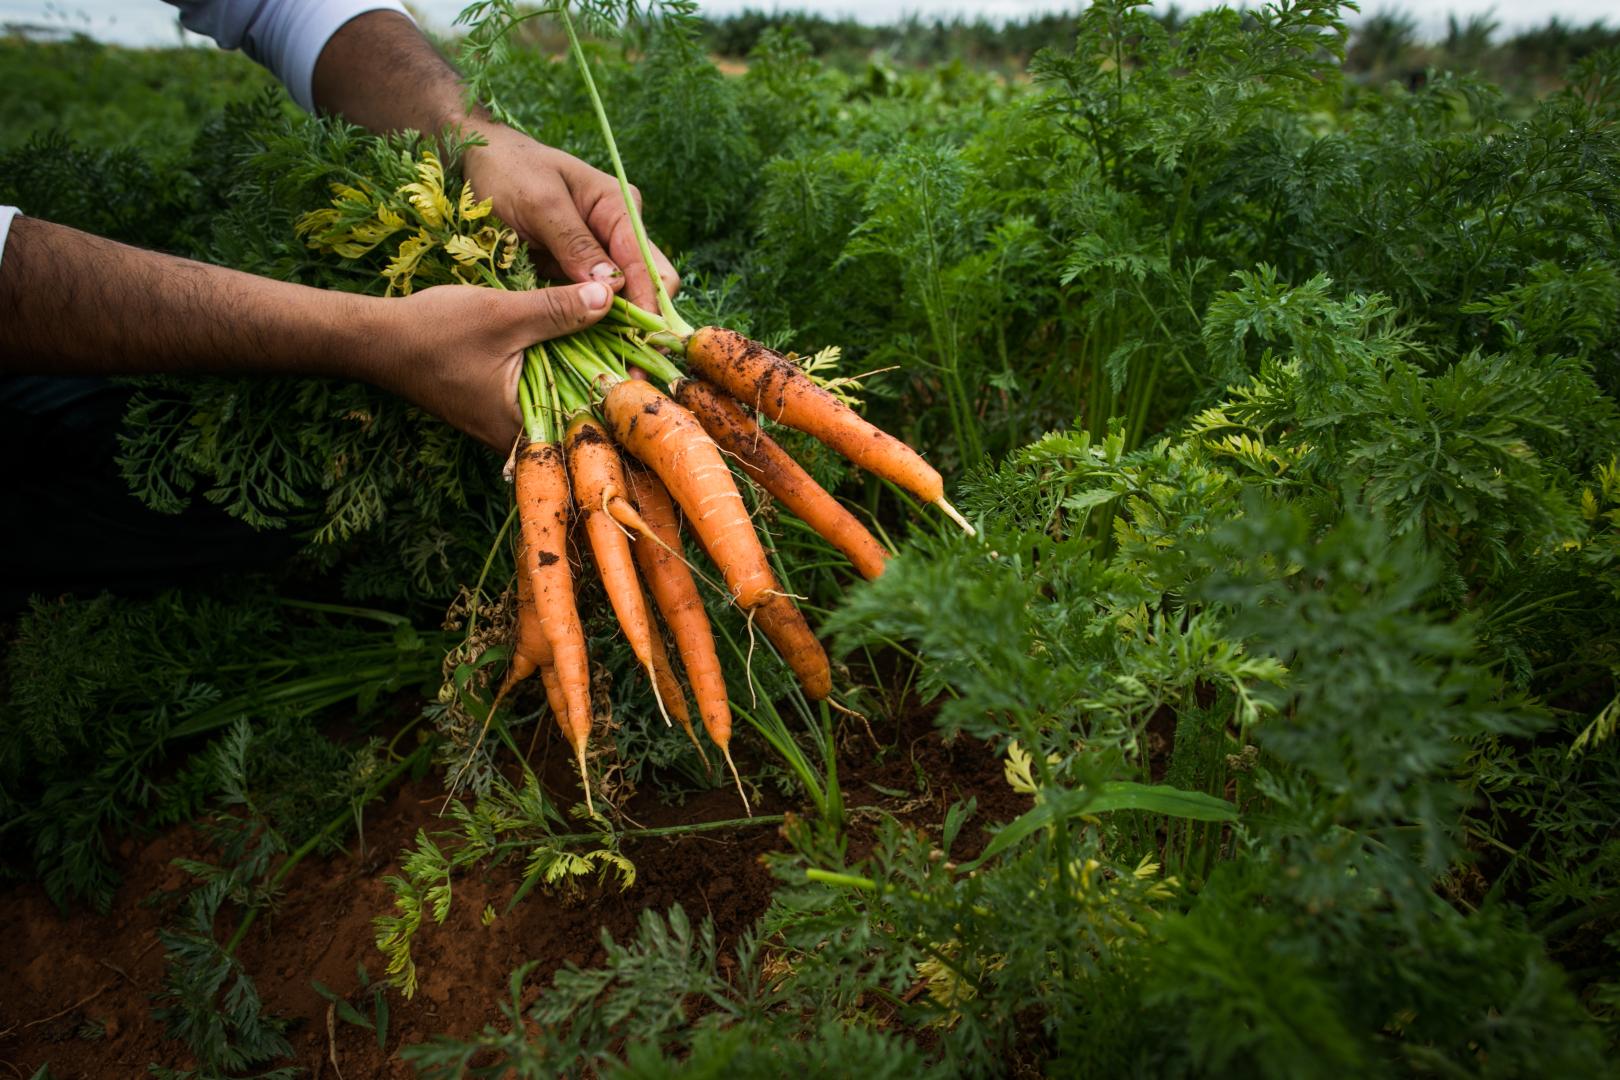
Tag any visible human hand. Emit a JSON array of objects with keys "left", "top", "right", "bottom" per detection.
[
  {"left": 462, "top": 124, "right": 680, "bottom": 314},
  {"left": 367, "top": 279, "right": 614, "bottom": 450}
]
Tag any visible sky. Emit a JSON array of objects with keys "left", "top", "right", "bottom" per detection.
[{"left": 1, "top": 0, "right": 1612, "bottom": 48}]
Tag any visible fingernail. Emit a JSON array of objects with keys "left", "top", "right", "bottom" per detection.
[
  {"left": 589, "top": 262, "right": 621, "bottom": 282},
  {"left": 581, "top": 281, "right": 610, "bottom": 309}
]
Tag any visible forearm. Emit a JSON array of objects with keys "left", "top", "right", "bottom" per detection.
[
  {"left": 311, "top": 11, "right": 482, "bottom": 137},
  {"left": 0, "top": 217, "right": 383, "bottom": 383}
]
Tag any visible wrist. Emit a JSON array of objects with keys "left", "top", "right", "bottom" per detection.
[
  {"left": 459, "top": 119, "right": 519, "bottom": 169},
  {"left": 324, "top": 292, "right": 397, "bottom": 388}
]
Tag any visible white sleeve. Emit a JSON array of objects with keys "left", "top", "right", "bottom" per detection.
[
  {"left": 0, "top": 206, "right": 19, "bottom": 273},
  {"left": 167, "top": 0, "right": 413, "bottom": 113}
]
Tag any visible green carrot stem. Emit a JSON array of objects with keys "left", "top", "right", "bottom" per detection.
[
  {"left": 558, "top": 4, "right": 692, "bottom": 337},
  {"left": 485, "top": 813, "right": 787, "bottom": 855},
  {"left": 606, "top": 296, "right": 670, "bottom": 334},
  {"left": 273, "top": 598, "right": 412, "bottom": 627},
  {"left": 518, "top": 367, "right": 544, "bottom": 443},
  {"left": 597, "top": 330, "right": 682, "bottom": 385},
  {"left": 527, "top": 343, "right": 563, "bottom": 443},
  {"left": 553, "top": 335, "right": 623, "bottom": 389},
  {"left": 553, "top": 357, "right": 593, "bottom": 415}
]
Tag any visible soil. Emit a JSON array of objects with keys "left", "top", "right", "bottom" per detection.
[{"left": 0, "top": 704, "right": 1020, "bottom": 1078}]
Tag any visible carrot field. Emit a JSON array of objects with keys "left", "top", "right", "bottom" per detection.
[{"left": 3, "top": 2, "right": 1619, "bottom": 1076}]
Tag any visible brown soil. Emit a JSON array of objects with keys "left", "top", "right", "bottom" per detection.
[{"left": 0, "top": 707, "right": 1018, "bottom": 1078}]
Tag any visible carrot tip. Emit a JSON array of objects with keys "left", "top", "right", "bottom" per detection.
[
  {"left": 721, "top": 745, "right": 751, "bottom": 818},
  {"left": 935, "top": 496, "right": 976, "bottom": 536},
  {"left": 576, "top": 743, "right": 594, "bottom": 817},
  {"left": 646, "top": 662, "right": 674, "bottom": 728},
  {"left": 685, "top": 725, "right": 714, "bottom": 774}
]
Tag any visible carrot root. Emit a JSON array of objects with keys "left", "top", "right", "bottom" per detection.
[
  {"left": 575, "top": 741, "right": 594, "bottom": 817},
  {"left": 515, "top": 440, "right": 593, "bottom": 784},
  {"left": 624, "top": 462, "right": 737, "bottom": 770},
  {"left": 605, "top": 495, "right": 655, "bottom": 542},
  {"left": 935, "top": 496, "right": 976, "bottom": 536},
  {"left": 683, "top": 724, "right": 713, "bottom": 773},
  {"left": 721, "top": 745, "right": 751, "bottom": 818},
  {"left": 646, "top": 659, "right": 673, "bottom": 727},
  {"left": 752, "top": 593, "right": 833, "bottom": 701}
]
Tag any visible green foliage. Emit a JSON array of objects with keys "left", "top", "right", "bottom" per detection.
[
  {"left": 150, "top": 849, "right": 299, "bottom": 1080},
  {"left": 148, "top": 722, "right": 346, "bottom": 1080},
  {"left": 7, "top": 3, "right": 1620, "bottom": 1074},
  {"left": 0, "top": 38, "right": 275, "bottom": 157},
  {"left": 373, "top": 774, "right": 634, "bottom": 997},
  {"left": 0, "top": 588, "right": 441, "bottom": 909},
  {"left": 147, "top": 716, "right": 429, "bottom": 1078},
  {"left": 403, "top": 904, "right": 948, "bottom": 1079},
  {"left": 0, "top": 131, "right": 194, "bottom": 250},
  {"left": 150, "top": 907, "right": 298, "bottom": 1080}
]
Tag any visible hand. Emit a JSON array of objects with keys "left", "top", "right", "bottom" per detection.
[
  {"left": 369, "top": 279, "right": 614, "bottom": 450},
  {"left": 462, "top": 124, "right": 680, "bottom": 313}
]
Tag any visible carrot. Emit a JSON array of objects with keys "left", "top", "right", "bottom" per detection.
[
  {"left": 453, "top": 548, "right": 562, "bottom": 797},
  {"left": 491, "top": 549, "right": 551, "bottom": 707},
  {"left": 601, "top": 377, "right": 780, "bottom": 611},
  {"left": 497, "top": 553, "right": 576, "bottom": 761},
  {"left": 564, "top": 413, "right": 668, "bottom": 723},
  {"left": 491, "top": 542, "right": 564, "bottom": 722},
  {"left": 672, "top": 377, "right": 889, "bottom": 581},
  {"left": 750, "top": 592, "right": 833, "bottom": 701},
  {"left": 515, "top": 438, "right": 595, "bottom": 813},
  {"left": 645, "top": 612, "right": 712, "bottom": 770},
  {"left": 623, "top": 461, "right": 748, "bottom": 813},
  {"left": 683, "top": 327, "right": 972, "bottom": 533}
]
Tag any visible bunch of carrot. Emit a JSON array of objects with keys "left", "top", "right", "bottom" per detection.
[
  {"left": 457, "top": 2, "right": 976, "bottom": 814},
  {"left": 485, "top": 305, "right": 971, "bottom": 812}
]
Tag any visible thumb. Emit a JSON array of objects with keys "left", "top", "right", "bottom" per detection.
[{"left": 505, "top": 280, "right": 614, "bottom": 344}]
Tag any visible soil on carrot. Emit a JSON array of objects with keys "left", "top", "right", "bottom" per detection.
[{"left": 0, "top": 704, "right": 1017, "bottom": 1079}]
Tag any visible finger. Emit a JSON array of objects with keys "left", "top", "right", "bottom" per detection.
[
  {"left": 529, "top": 249, "right": 566, "bottom": 284},
  {"left": 511, "top": 174, "right": 622, "bottom": 290},
  {"left": 583, "top": 182, "right": 679, "bottom": 311},
  {"left": 505, "top": 280, "right": 614, "bottom": 345}
]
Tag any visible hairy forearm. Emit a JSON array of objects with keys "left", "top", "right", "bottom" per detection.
[
  {"left": 0, "top": 217, "right": 383, "bottom": 382},
  {"left": 311, "top": 11, "right": 482, "bottom": 136}
]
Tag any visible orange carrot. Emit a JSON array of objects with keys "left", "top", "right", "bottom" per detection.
[
  {"left": 456, "top": 548, "right": 562, "bottom": 794},
  {"left": 602, "top": 377, "right": 780, "bottom": 611},
  {"left": 684, "top": 328, "right": 969, "bottom": 534},
  {"left": 494, "top": 546, "right": 551, "bottom": 700},
  {"left": 672, "top": 377, "right": 889, "bottom": 581},
  {"left": 645, "top": 612, "right": 712, "bottom": 770},
  {"left": 491, "top": 541, "right": 560, "bottom": 719},
  {"left": 565, "top": 413, "right": 665, "bottom": 717},
  {"left": 500, "top": 554, "right": 575, "bottom": 761},
  {"left": 624, "top": 461, "right": 747, "bottom": 812},
  {"left": 750, "top": 592, "right": 833, "bottom": 701},
  {"left": 515, "top": 438, "right": 595, "bottom": 812}
]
